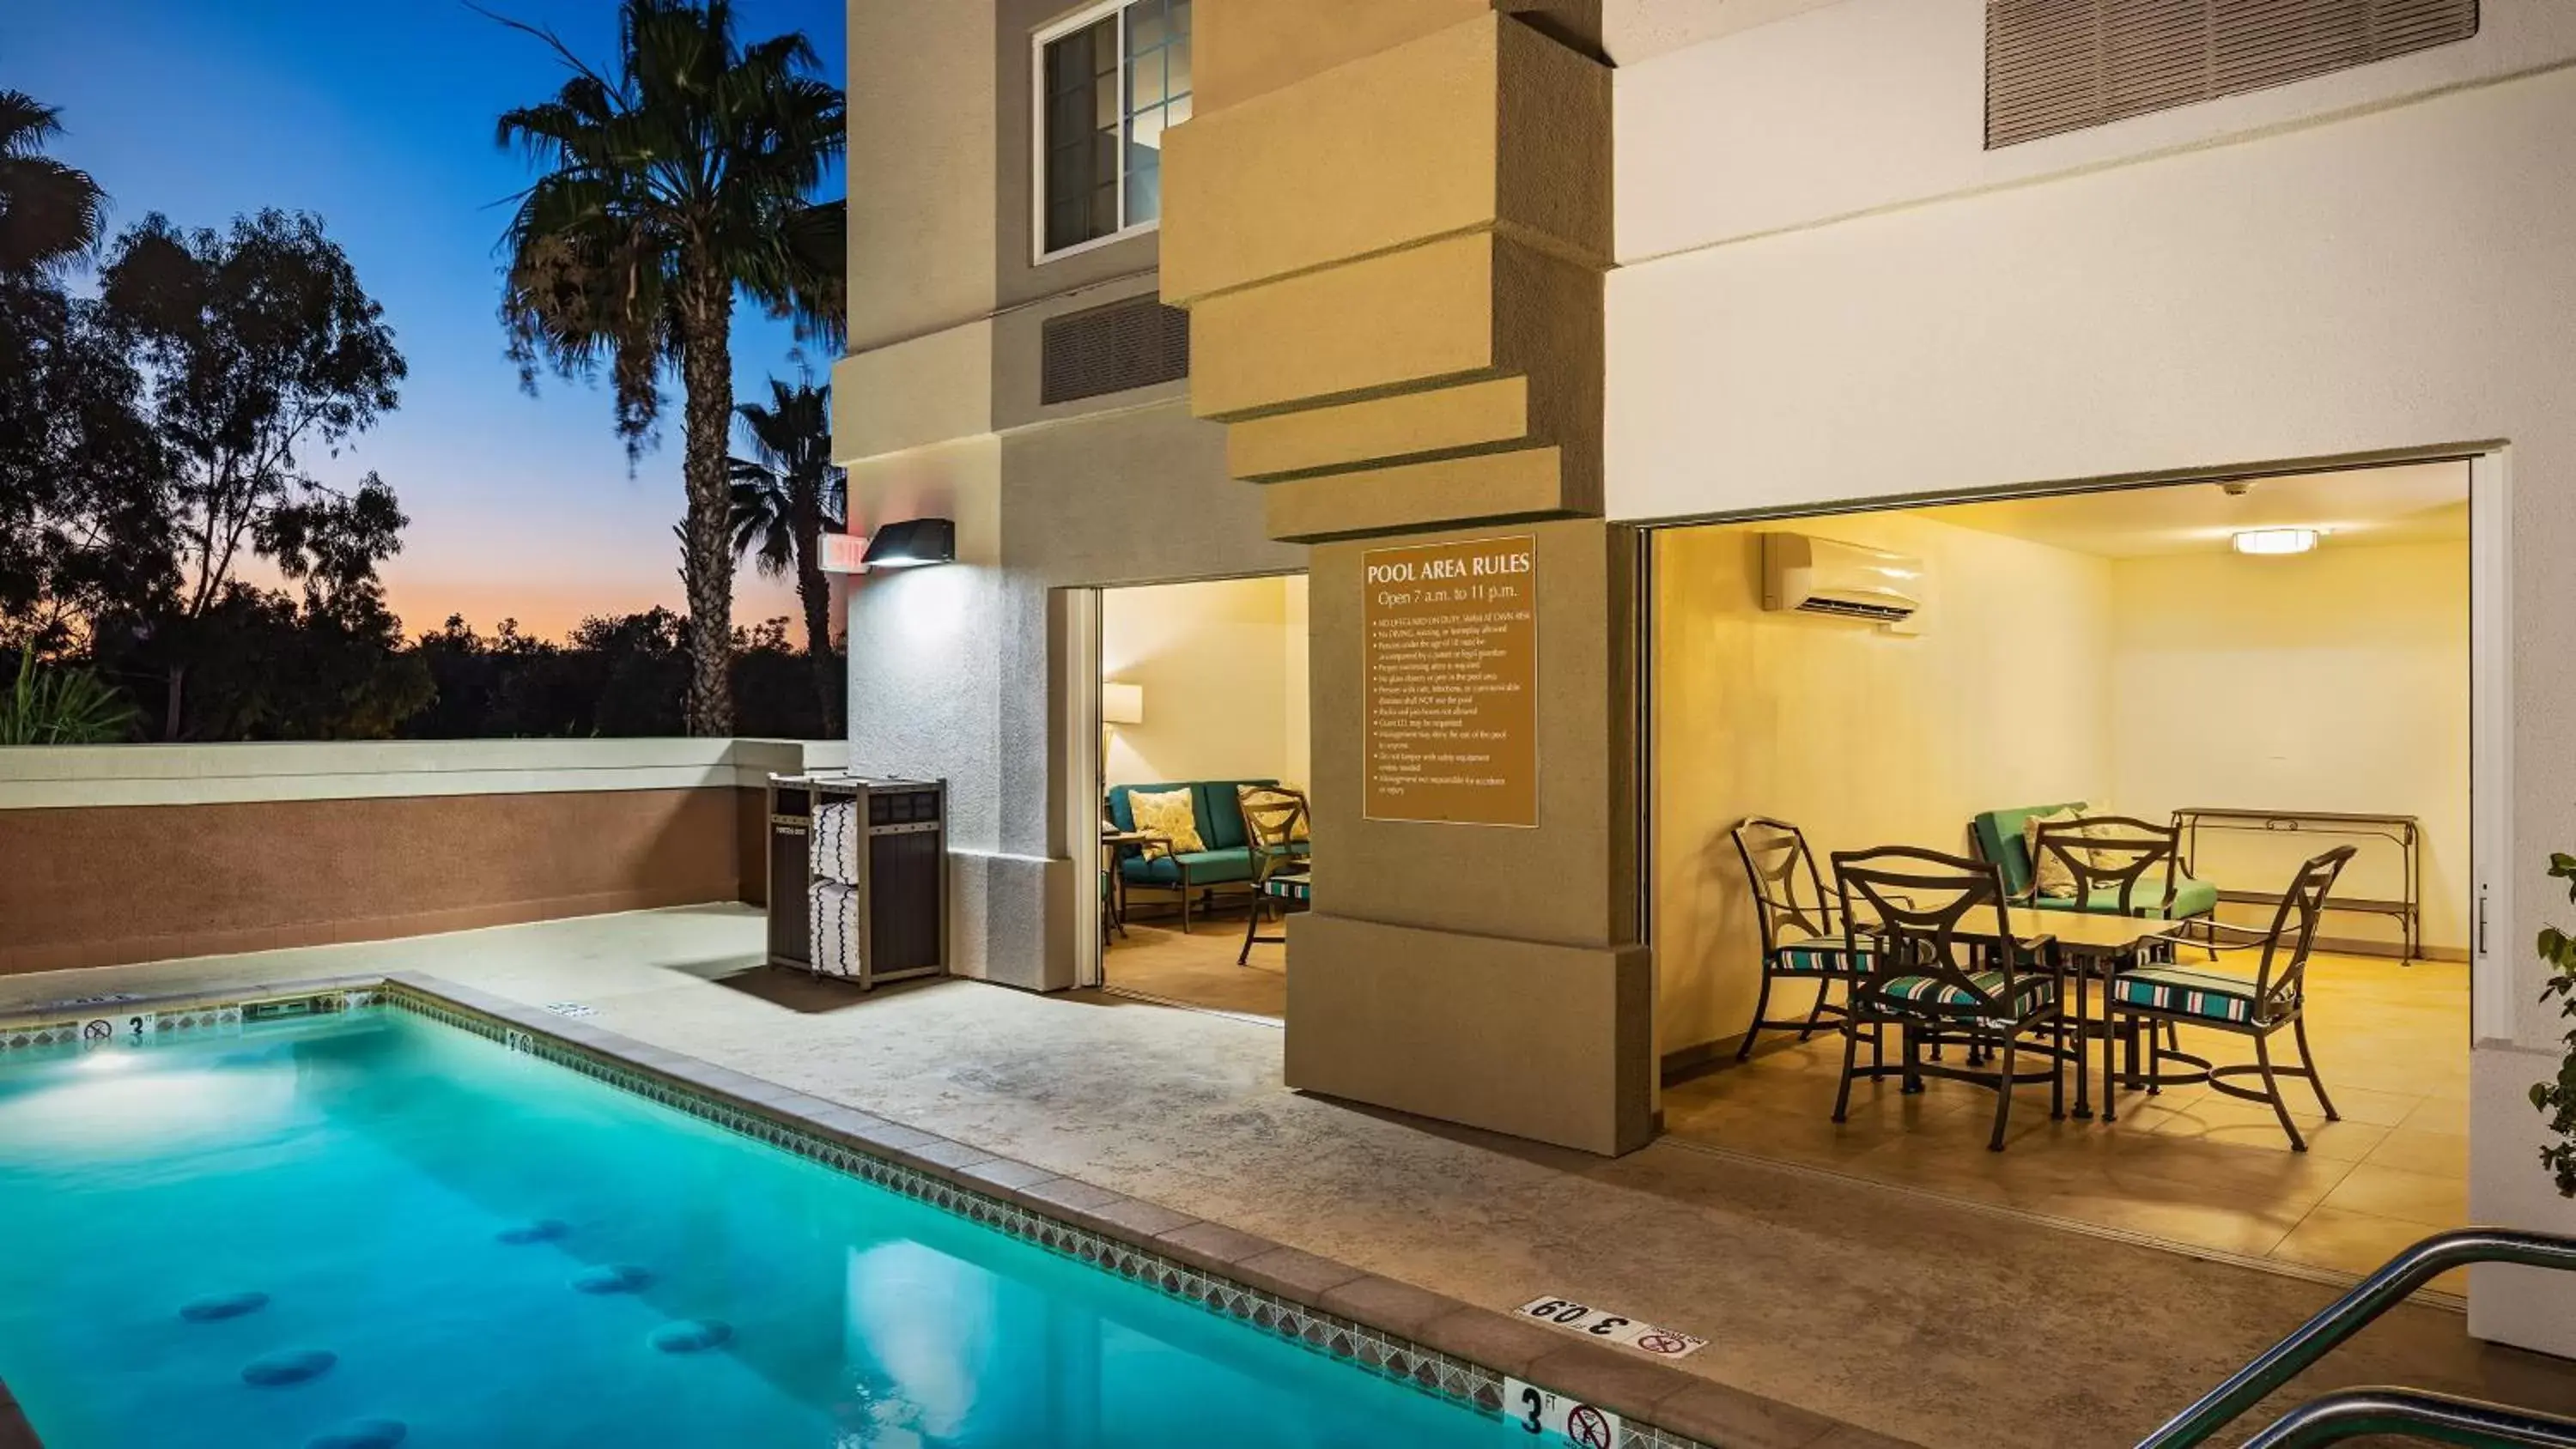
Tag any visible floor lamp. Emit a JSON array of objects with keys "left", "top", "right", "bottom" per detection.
[{"left": 1101, "top": 682, "right": 1145, "bottom": 792}]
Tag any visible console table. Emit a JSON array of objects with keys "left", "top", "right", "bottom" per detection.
[{"left": 2172, "top": 808, "right": 2421, "bottom": 962}]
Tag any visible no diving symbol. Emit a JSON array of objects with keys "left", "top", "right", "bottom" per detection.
[
  {"left": 1564, "top": 1404, "right": 1613, "bottom": 1448},
  {"left": 1636, "top": 1331, "right": 1691, "bottom": 1356},
  {"left": 82, "top": 1019, "right": 112, "bottom": 1042}
]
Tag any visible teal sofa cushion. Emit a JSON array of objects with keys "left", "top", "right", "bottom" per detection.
[
  {"left": 1970, "top": 802, "right": 2087, "bottom": 900},
  {"left": 2027, "top": 876, "right": 2219, "bottom": 919},
  {"left": 1192, "top": 779, "right": 1279, "bottom": 852},
  {"left": 1123, "top": 849, "right": 1256, "bottom": 888}
]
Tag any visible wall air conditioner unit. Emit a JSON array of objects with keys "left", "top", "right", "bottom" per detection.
[{"left": 1761, "top": 532, "right": 1926, "bottom": 634}]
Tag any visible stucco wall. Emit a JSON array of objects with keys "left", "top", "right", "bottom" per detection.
[
  {"left": 841, "top": 397, "right": 1303, "bottom": 991},
  {"left": 1609, "top": 0, "right": 2576, "bottom": 1350},
  {"left": 0, "top": 739, "right": 842, "bottom": 975}
]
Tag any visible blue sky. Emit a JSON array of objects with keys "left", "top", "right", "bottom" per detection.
[{"left": 8, "top": 0, "right": 843, "bottom": 640}]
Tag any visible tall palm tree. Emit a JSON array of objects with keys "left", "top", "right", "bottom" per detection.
[
  {"left": 491, "top": 0, "right": 845, "bottom": 736},
  {"left": 728, "top": 377, "right": 843, "bottom": 730},
  {"left": 0, "top": 90, "right": 106, "bottom": 274}
]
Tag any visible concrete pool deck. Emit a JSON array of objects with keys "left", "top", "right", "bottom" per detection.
[{"left": 6, "top": 904, "right": 2573, "bottom": 1448}]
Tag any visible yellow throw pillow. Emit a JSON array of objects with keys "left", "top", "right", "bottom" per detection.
[
  {"left": 1127, "top": 787, "right": 1205, "bottom": 854},
  {"left": 2023, "top": 807, "right": 2088, "bottom": 899}
]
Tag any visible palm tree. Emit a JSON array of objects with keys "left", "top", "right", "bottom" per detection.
[
  {"left": 0, "top": 90, "right": 107, "bottom": 274},
  {"left": 729, "top": 377, "right": 843, "bottom": 730},
  {"left": 490, "top": 0, "right": 845, "bottom": 736}
]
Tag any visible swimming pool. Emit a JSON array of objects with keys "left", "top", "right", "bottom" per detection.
[{"left": 0, "top": 997, "right": 1503, "bottom": 1447}]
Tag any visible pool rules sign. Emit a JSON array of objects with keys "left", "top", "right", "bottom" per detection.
[{"left": 1362, "top": 534, "right": 1539, "bottom": 827}]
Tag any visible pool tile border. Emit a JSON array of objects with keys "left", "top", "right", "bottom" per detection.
[
  {"left": 370, "top": 973, "right": 1858, "bottom": 1449},
  {"left": 0, "top": 973, "right": 1920, "bottom": 1449}
]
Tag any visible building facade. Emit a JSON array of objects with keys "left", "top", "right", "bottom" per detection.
[{"left": 841, "top": 0, "right": 2576, "bottom": 1358}]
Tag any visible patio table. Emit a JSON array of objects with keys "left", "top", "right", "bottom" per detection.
[{"left": 1896, "top": 907, "right": 2187, "bottom": 1119}]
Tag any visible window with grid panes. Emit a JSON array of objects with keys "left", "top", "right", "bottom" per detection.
[{"left": 1037, "top": 0, "right": 1191, "bottom": 258}]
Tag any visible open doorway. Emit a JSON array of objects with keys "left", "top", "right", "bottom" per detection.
[
  {"left": 1081, "top": 574, "right": 1310, "bottom": 1019},
  {"left": 1650, "top": 458, "right": 2480, "bottom": 1288}
]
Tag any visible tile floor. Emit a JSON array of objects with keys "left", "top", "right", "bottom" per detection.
[
  {"left": 1104, "top": 918, "right": 1288, "bottom": 1019},
  {"left": 1664, "top": 953, "right": 2472, "bottom": 1292}
]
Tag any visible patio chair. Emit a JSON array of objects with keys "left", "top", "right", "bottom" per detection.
[
  {"left": 2031, "top": 815, "right": 2184, "bottom": 916},
  {"left": 2099, "top": 846, "right": 2355, "bottom": 1150},
  {"left": 1236, "top": 785, "right": 1311, "bottom": 966},
  {"left": 1728, "top": 817, "right": 1873, "bottom": 1060},
  {"left": 2032, "top": 814, "right": 2195, "bottom": 1058},
  {"left": 1829, "top": 846, "right": 2068, "bottom": 1150}
]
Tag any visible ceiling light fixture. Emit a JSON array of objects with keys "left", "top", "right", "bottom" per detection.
[{"left": 2232, "top": 527, "right": 2320, "bottom": 556}]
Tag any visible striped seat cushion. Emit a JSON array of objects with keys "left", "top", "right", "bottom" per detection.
[
  {"left": 1261, "top": 873, "right": 1312, "bottom": 903},
  {"left": 1774, "top": 944, "right": 1868, "bottom": 974},
  {"left": 1874, "top": 969, "right": 2056, "bottom": 1016},
  {"left": 2111, "top": 965, "right": 2259, "bottom": 1024}
]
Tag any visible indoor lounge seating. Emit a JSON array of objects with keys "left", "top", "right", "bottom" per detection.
[
  {"left": 1236, "top": 785, "right": 1312, "bottom": 965},
  {"left": 1728, "top": 817, "right": 1870, "bottom": 1059},
  {"left": 1106, "top": 779, "right": 1309, "bottom": 931},
  {"left": 1971, "top": 803, "right": 2220, "bottom": 922},
  {"left": 2101, "top": 846, "right": 2356, "bottom": 1149},
  {"left": 1827, "top": 846, "right": 2070, "bottom": 1151}
]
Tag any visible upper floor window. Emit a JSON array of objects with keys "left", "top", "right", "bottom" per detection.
[{"left": 1035, "top": 0, "right": 1192, "bottom": 260}]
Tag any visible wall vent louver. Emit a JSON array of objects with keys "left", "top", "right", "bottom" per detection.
[
  {"left": 1039, "top": 295, "right": 1191, "bottom": 405},
  {"left": 1985, "top": 0, "right": 2478, "bottom": 149}
]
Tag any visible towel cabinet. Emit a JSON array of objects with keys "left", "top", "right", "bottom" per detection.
[{"left": 765, "top": 773, "right": 949, "bottom": 989}]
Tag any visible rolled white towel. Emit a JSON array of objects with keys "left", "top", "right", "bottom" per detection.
[
  {"left": 809, "top": 880, "right": 861, "bottom": 979},
  {"left": 811, "top": 799, "right": 860, "bottom": 886}
]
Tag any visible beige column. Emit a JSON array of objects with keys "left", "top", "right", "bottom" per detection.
[{"left": 1163, "top": 2, "right": 1649, "bottom": 1154}]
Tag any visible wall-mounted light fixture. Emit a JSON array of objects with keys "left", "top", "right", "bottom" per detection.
[
  {"left": 860, "top": 518, "right": 957, "bottom": 569},
  {"left": 2232, "top": 527, "right": 2320, "bottom": 556}
]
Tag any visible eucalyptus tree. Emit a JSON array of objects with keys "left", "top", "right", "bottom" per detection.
[{"left": 492, "top": 0, "right": 846, "bottom": 736}]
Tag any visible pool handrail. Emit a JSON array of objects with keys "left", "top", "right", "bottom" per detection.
[
  {"left": 2136, "top": 1227, "right": 2576, "bottom": 1449},
  {"left": 2236, "top": 1387, "right": 2576, "bottom": 1447}
]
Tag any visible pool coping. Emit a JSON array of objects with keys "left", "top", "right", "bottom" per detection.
[{"left": 1, "top": 974, "right": 1923, "bottom": 1449}]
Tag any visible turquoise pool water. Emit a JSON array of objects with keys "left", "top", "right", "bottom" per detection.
[{"left": 0, "top": 1008, "right": 1495, "bottom": 1447}]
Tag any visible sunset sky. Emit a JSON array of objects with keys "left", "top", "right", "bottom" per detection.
[{"left": 9, "top": 0, "right": 841, "bottom": 640}]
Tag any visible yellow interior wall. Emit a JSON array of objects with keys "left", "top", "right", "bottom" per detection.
[
  {"left": 1103, "top": 575, "right": 1310, "bottom": 790},
  {"left": 2106, "top": 541, "right": 2470, "bottom": 950},
  {"left": 1651, "top": 514, "right": 2117, "bottom": 1058}
]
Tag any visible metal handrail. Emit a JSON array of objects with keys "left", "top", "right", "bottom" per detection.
[
  {"left": 2239, "top": 1388, "right": 2576, "bottom": 1448},
  {"left": 2138, "top": 1228, "right": 2576, "bottom": 1449}
]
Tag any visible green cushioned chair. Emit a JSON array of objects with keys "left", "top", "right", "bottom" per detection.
[
  {"left": 1968, "top": 803, "right": 2216, "bottom": 923},
  {"left": 1107, "top": 779, "right": 1309, "bottom": 933}
]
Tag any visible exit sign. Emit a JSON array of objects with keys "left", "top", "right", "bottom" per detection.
[{"left": 820, "top": 534, "right": 869, "bottom": 574}]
